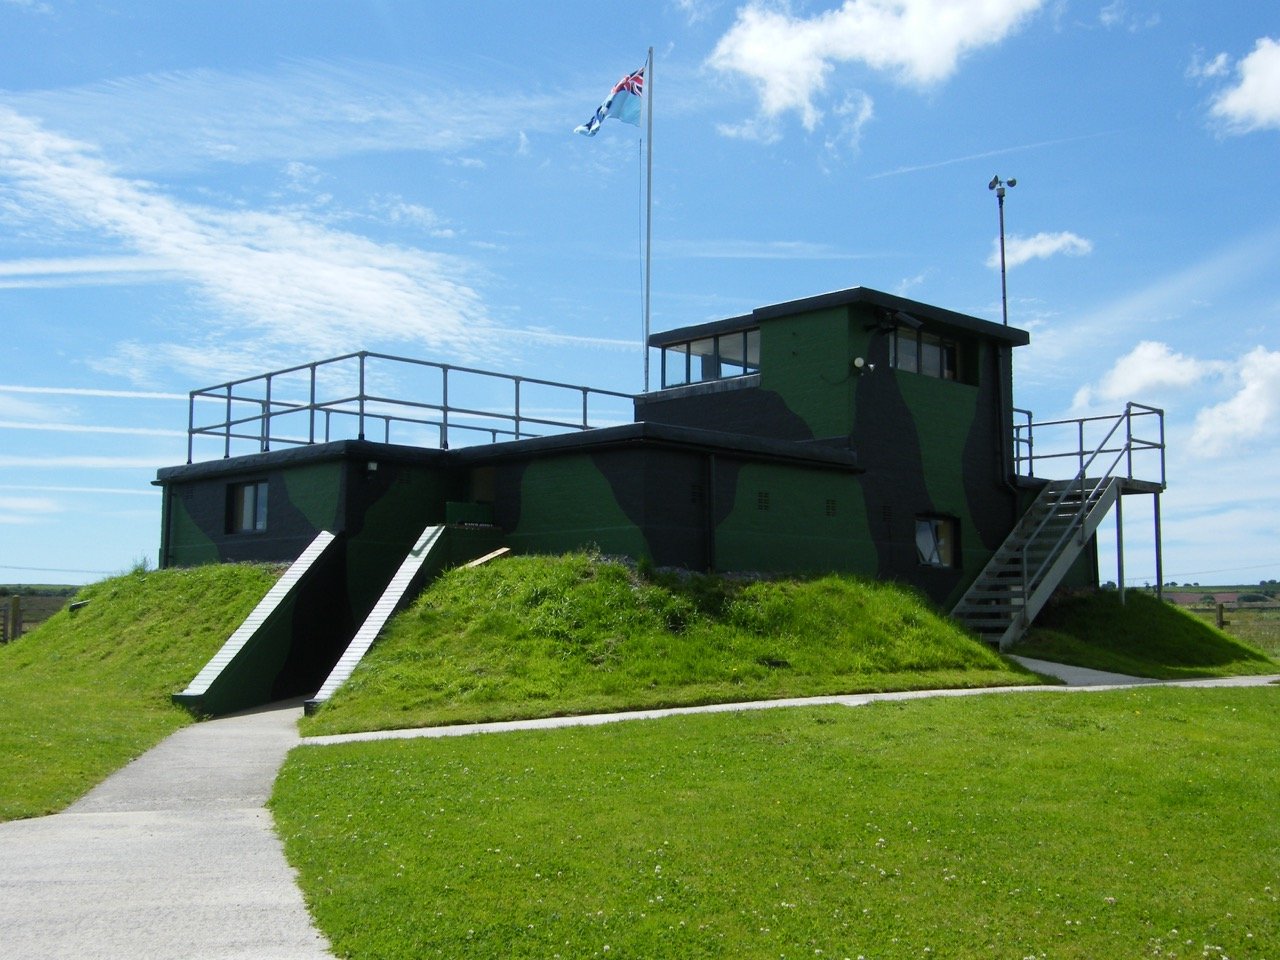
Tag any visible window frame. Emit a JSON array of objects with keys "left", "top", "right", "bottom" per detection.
[
  {"left": 915, "top": 514, "right": 958, "bottom": 569},
  {"left": 227, "top": 480, "right": 269, "bottom": 534}
]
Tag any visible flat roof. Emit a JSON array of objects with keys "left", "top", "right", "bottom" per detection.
[{"left": 649, "top": 285, "right": 1030, "bottom": 347}]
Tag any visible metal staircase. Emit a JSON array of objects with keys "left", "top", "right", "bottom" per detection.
[{"left": 952, "top": 402, "right": 1165, "bottom": 650}]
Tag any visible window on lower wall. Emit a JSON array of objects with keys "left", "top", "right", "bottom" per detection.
[
  {"left": 228, "top": 480, "right": 268, "bottom": 533},
  {"left": 915, "top": 515, "right": 957, "bottom": 568}
]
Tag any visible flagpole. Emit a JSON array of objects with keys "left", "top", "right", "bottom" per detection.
[{"left": 643, "top": 45, "right": 654, "bottom": 394}]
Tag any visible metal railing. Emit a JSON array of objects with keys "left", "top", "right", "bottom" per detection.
[
  {"left": 186, "top": 351, "right": 634, "bottom": 463},
  {"left": 1012, "top": 402, "right": 1165, "bottom": 488},
  {"left": 1012, "top": 402, "right": 1165, "bottom": 604}
]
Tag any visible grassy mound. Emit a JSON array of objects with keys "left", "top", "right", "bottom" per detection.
[
  {"left": 0, "top": 563, "right": 280, "bottom": 821},
  {"left": 301, "top": 553, "right": 1035, "bottom": 735},
  {"left": 275, "top": 687, "right": 1280, "bottom": 959},
  {"left": 1014, "top": 589, "right": 1277, "bottom": 679}
]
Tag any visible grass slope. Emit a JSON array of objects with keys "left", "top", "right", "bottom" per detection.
[
  {"left": 1014, "top": 590, "right": 1277, "bottom": 679},
  {"left": 302, "top": 553, "right": 1035, "bottom": 735},
  {"left": 274, "top": 686, "right": 1280, "bottom": 960},
  {"left": 0, "top": 564, "right": 279, "bottom": 821}
]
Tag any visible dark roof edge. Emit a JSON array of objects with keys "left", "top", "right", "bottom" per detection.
[
  {"left": 450, "top": 421, "right": 861, "bottom": 471},
  {"left": 154, "top": 438, "right": 450, "bottom": 484},
  {"left": 650, "top": 286, "right": 1030, "bottom": 348}
]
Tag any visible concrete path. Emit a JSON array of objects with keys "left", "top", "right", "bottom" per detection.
[
  {"left": 0, "top": 700, "right": 332, "bottom": 960},
  {"left": 303, "top": 664, "right": 1280, "bottom": 748}
]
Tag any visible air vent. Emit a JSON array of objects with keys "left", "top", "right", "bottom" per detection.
[{"left": 757, "top": 491, "right": 770, "bottom": 511}]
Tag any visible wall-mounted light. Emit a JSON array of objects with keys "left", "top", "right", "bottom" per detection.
[{"left": 852, "top": 356, "right": 876, "bottom": 375}]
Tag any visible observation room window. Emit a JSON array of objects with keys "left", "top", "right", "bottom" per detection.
[
  {"left": 661, "top": 328, "right": 760, "bottom": 388},
  {"left": 915, "top": 515, "right": 957, "bottom": 568},
  {"left": 890, "top": 327, "right": 959, "bottom": 381},
  {"left": 228, "top": 480, "right": 268, "bottom": 534}
]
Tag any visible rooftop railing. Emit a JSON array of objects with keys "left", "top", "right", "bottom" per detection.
[
  {"left": 186, "top": 351, "right": 635, "bottom": 464},
  {"left": 1012, "top": 402, "right": 1166, "bottom": 488}
]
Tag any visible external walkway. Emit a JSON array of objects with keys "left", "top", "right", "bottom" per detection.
[{"left": 1, "top": 664, "right": 1276, "bottom": 959}]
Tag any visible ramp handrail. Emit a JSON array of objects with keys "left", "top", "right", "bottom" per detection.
[{"left": 186, "top": 351, "right": 634, "bottom": 463}]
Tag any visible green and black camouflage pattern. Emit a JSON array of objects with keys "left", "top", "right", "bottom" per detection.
[{"left": 157, "top": 287, "right": 1031, "bottom": 628}]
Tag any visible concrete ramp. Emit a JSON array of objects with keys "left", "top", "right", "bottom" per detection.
[
  {"left": 305, "top": 524, "right": 450, "bottom": 713},
  {"left": 175, "top": 531, "right": 344, "bottom": 716}
]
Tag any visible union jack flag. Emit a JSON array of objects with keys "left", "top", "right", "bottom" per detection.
[{"left": 575, "top": 65, "right": 645, "bottom": 137}]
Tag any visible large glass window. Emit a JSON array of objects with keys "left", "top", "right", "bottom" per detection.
[
  {"left": 228, "top": 480, "right": 268, "bottom": 533},
  {"left": 659, "top": 327, "right": 760, "bottom": 388}
]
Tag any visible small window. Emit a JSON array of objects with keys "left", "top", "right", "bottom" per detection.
[
  {"left": 228, "top": 480, "right": 268, "bottom": 533},
  {"left": 890, "top": 325, "right": 961, "bottom": 381},
  {"left": 915, "top": 515, "right": 956, "bottom": 568}
]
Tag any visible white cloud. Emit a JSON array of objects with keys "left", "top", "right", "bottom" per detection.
[
  {"left": 0, "top": 420, "right": 185, "bottom": 437},
  {"left": 1190, "top": 347, "right": 1280, "bottom": 456},
  {"left": 1187, "top": 50, "right": 1231, "bottom": 81},
  {"left": 990, "top": 231, "right": 1092, "bottom": 269},
  {"left": 1, "top": 0, "right": 52, "bottom": 13},
  {"left": 708, "top": 0, "right": 1045, "bottom": 131},
  {"left": 0, "top": 455, "right": 163, "bottom": 468},
  {"left": 0, "top": 495, "right": 60, "bottom": 525},
  {"left": 1071, "top": 340, "right": 1223, "bottom": 409},
  {"left": 829, "top": 91, "right": 875, "bottom": 149},
  {"left": 1210, "top": 37, "right": 1280, "bottom": 133},
  {"left": 1098, "top": 1, "right": 1158, "bottom": 32},
  {"left": 0, "top": 106, "right": 498, "bottom": 379}
]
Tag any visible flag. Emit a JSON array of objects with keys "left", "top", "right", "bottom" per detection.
[{"left": 574, "top": 65, "right": 645, "bottom": 136}]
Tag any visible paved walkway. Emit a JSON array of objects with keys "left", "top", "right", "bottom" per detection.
[
  {"left": 302, "top": 660, "right": 1280, "bottom": 747},
  {"left": 1, "top": 665, "right": 1276, "bottom": 958},
  {"left": 0, "top": 700, "right": 332, "bottom": 960}
]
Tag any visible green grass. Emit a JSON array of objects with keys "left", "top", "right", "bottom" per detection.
[
  {"left": 301, "top": 554, "right": 1036, "bottom": 735},
  {"left": 0, "top": 563, "right": 279, "bottom": 821},
  {"left": 1012, "top": 590, "right": 1277, "bottom": 679},
  {"left": 273, "top": 686, "right": 1280, "bottom": 959}
]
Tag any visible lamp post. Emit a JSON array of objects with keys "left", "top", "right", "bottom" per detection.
[{"left": 988, "top": 174, "right": 1016, "bottom": 326}]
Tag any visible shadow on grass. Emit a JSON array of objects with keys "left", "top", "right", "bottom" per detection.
[{"left": 1013, "top": 589, "right": 1277, "bottom": 679}]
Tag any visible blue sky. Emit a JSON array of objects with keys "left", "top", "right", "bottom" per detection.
[{"left": 1, "top": 0, "right": 1277, "bottom": 587}]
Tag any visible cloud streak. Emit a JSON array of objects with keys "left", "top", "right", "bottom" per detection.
[
  {"left": 0, "top": 106, "right": 499, "bottom": 377},
  {"left": 991, "top": 231, "right": 1093, "bottom": 270},
  {"left": 2, "top": 59, "right": 561, "bottom": 173}
]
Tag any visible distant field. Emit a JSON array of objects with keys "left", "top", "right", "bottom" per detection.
[
  {"left": 0, "top": 588, "right": 77, "bottom": 637},
  {"left": 1183, "top": 604, "right": 1280, "bottom": 659}
]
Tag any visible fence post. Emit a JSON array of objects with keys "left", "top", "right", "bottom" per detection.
[
  {"left": 441, "top": 366, "right": 450, "bottom": 450},
  {"left": 514, "top": 378, "right": 522, "bottom": 439},
  {"left": 8, "top": 595, "right": 20, "bottom": 641},
  {"left": 357, "top": 353, "right": 367, "bottom": 441}
]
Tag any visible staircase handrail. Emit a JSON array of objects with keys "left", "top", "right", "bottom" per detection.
[{"left": 1017, "top": 403, "right": 1162, "bottom": 596}]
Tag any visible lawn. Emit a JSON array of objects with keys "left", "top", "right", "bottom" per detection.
[
  {"left": 274, "top": 685, "right": 1280, "bottom": 959},
  {"left": 0, "top": 563, "right": 279, "bottom": 820},
  {"left": 301, "top": 553, "right": 1038, "bottom": 736}
]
